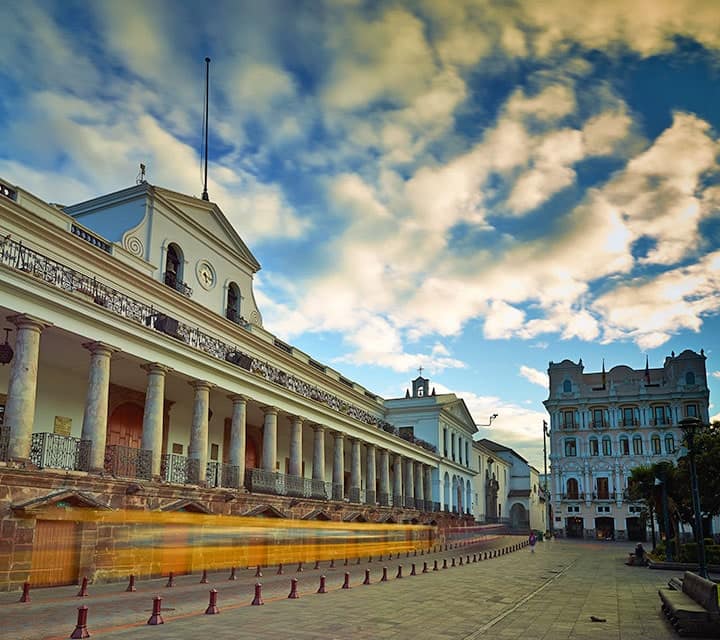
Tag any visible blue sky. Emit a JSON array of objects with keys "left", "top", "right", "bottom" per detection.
[{"left": 2, "top": 0, "right": 720, "bottom": 470}]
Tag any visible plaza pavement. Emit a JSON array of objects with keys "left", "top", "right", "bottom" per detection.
[{"left": 3, "top": 536, "right": 717, "bottom": 640}]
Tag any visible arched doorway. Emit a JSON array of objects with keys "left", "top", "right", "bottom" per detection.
[
  {"left": 566, "top": 516, "right": 584, "bottom": 538},
  {"left": 107, "top": 402, "right": 143, "bottom": 448},
  {"left": 510, "top": 503, "right": 528, "bottom": 530},
  {"left": 595, "top": 516, "right": 615, "bottom": 540}
]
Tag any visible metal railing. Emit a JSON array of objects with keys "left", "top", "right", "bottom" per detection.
[
  {"left": 160, "top": 453, "right": 201, "bottom": 484},
  {"left": 104, "top": 444, "right": 152, "bottom": 479},
  {"left": 0, "top": 424, "right": 9, "bottom": 461},
  {"left": 0, "top": 235, "right": 436, "bottom": 456},
  {"left": 30, "top": 432, "right": 90, "bottom": 471},
  {"left": 206, "top": 461, "right": 242, "bottom": 488}
]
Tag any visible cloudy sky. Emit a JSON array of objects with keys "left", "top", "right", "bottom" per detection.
[{"left": 2, "top": 0, "right": 720, "bottom": 469}]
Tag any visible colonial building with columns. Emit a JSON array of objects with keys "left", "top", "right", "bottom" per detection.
[
  {"left": 0, "top": 177, "right": 479, "bottom": 591},
  {"left": 544, "top": 352, "right": 710, "bottom": 540}
]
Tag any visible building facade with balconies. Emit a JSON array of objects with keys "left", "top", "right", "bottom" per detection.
[
  {"left": 544, "top": 353, "right": 709, "bottom": 540},
  {"left": 0, "top": 177, "right": 470, "bottom": 591}
]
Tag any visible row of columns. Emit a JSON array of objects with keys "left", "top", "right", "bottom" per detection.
[{"left": 3, "top": 314, "right": 434, "bottom": 507}]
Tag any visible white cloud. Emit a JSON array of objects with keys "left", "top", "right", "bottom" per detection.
[
  {"left": 519, "top": 366, "right": 548, "bottom": 388},
  {"left": 712, "top": 371, "right": 720, "bottom": 379}
]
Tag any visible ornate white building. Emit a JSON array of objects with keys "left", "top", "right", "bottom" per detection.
[
  {"left": 544, "top": 352, "right": 710, "bottom": 540},
  {"left": 0, "top": 177, "right": 478, "bottom": 591}
]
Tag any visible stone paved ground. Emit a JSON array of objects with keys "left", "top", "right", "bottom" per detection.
[{"left": 3, "top": 536, "right": 717, "bottom": 640}]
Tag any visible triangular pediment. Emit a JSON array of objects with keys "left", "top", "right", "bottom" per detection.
[
  {"left": 161, "top": 499, "right": 212, "bottom": 513},
  {"left": 440, "top": 399, "right": 477, "bottom": 432},
  {"left": 243, "top": 504, "right": 287, "bottom": 518},
  {"left": 302, "top": 509, "right": 332, "bottom": 521},
  {"left": 343, "top": 512, "right": 368, "bottom": 523},
  {"left": 377, "top": 513, "right": 397, "bottom": 524},
  {"left": 12, "top": 489, "right": 110, "bottom": 512},
  {"left": 154, "top": 187, "right": 261, "bottom": 272}
]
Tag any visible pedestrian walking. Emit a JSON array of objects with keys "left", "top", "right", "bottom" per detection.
[{"left": 529, "top": 531, "right": 537, "bottom": 553}]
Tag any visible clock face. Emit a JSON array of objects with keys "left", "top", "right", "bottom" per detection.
[{"left": 196, "top": 261, "right": 216, "bottom": 290}]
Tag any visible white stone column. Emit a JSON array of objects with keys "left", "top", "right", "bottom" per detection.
[
  {"left": 365, "top": 444, "right": 377, "bottom": 504},
  {"left": 188, "top": 380, "right": 212, "bottom": 484},
  {"left": 392, "top": 453, "right": 403, "bottom": 505},
  {"left": 228, "top": 394, "right": 247, "bottom": 488},
  {"left": 332, "top": 432, "right": 344, "bottom": 500},
  {"left": 379, "top": 448, "right": 390, "bottom": 505},
  {"left": 350, "top": 438, "right": 361, "bottom": 502},
  {"left": 262, "top": 406, "right": 278, "bottom": 471},
  {"left": 141, "top": 363, "right": 170, "bottom": 478},
  {"left": 312, "top": 425, "right": 325, "bottom": 481},
  {"left": 80, "top": 342, "right": 118, "bottom": 472},
  {"left": 288, "top": 415, "right": 304, "bottom": 477},
  {"left": 404, "top": 458, "right": 415, "bottom": 508},
  {"left": 5, "top": 314, "right": 50, "bottom": 461},
  {"left": 424, "top": 465, "right": 433, "bottom": 503},
  {"left": 414, "top": 461, "right": 423, "bottom": 507}
]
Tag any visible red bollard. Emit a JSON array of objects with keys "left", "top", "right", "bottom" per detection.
[
  {"left": 343, "top": 558, "right": 348, "bottom": 567},
  {"left": 297, "top": 562, "right": 303, "bottom": 573},
  {"left": 229, "top": 566, "right": 237, "bottom": 580},
  {"left": 473, "top": 554, "right": 477, "bottom": 563},
  {"left": 254, "top": 565, "right": 263, "bottom": 578},
  {"left": 378, "top": 554, "right": 383, "bottom": 562},
  {"left": 313, "top": 560, "right": 320, "bottom": 570},
  {"left": 451, "top": 557, "right": 456, "bottom": 567},
  {"left": 147, "top": 596, "right": 164, "bottom": 625},
  {"left": 388, "top": 553, "right": 393, "bottom": 560},
  {"left": 433, "top": 560, "right": 439, "bottom": 571},
  {"left": 277, "top": 563, "right": 284, "bottom": 575},
  {"left": 199, "top": 569, "right": 208, "bottom": 584},
  {"left": 342, "top": 572, "right": 351, "bottom": 589},
  {"left": 466, "top": 555, "right": 470, "bottom": 564},
  {"left": 19, "top": 581, "right": 30, "bottom": 603},
  {"left": 288, "top": 578, "right": 300, "bottom": 599},
  {"left": 420, "top": 549, "right": 424, "bottom": 556},
  {"left": 459, "top": 556, "right": 463, "bottom": 566},
  {"left": 368, "top": 556, "right": 372, "bottom": 563},
  {"left": 251, "top": 583, "right": 264, "bottom": 606},
  {"left": 363, "top": 569, "right": 371, "bottom": 585},
  {"left": 414, "top": 550, "right": 417, "bottom": 557},
  {"left": 165, "top": 572, "right": 175, "bottom": 588},
  {"left": 329, "top": 559, "right": 335, "bottom": 568},
  {"left": 70, "top": 605, "right": 90, "bottom": 639},
  {"left": 410, "top": 563, "right": 416, "bottom": 576},
  {"left": 356, "top": 557, "right": 361, "bottom": 565},
  {"left": 126, "top": 574, "right": 137, "bottom": 592},
  {"left": 422, "top": 561, "right": 428, "bottom": 574},
  {"left": 205, "top": 589, "right": 219, "bottom": 614},
  {"left": 442, "top": 558, "right": 448, "bottom": 569},
  {"left": 381, "top": 566, "right": 388, "bottom": 582},
  {"left": 396, "top": 565, "right": 403, "bottom": 579},
  {"left": 77, "top": 576, "right": 89, "bottom": 597},
  {"left": 317, "top": 575, "right": 327, "bottom": 594}
]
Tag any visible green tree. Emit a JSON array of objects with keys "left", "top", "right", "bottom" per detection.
[{"left": 628, "top": 464, "right": 659, "bottom": 549}]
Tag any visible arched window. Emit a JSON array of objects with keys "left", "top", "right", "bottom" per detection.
[
  {"left": 563, "top": 380, "right": 572, "bottom": 393},
  {"left": 566, "top": 478, "right": 579, "bottom": 499},
  {"left": 602, "top": 436, "right": 612, "bottom": 456},
  {"left": 164, "top": 243, "right": 183, "bottom": 289},
  {"left": 620, "top": 436, "right": 630, "bottom": 455},
  {"left": 632, "top": 435, "right": 643, "bottom": 455},
  {"left": 664, "top": 434, "right": 675, "bottom": 454},
  {"left": 685, "top": 371, "right": 695, "bottom": 385},
  {"left": 651, "top": 435, "right": 661, "bottom": 455},
  {"left": 564, "top": 438, "right": 577, "bottom": 456},
  {"left": 226, "top": 282, "right": 241, "bottom": 323},
  {"left": 589, "top": 438, "right": 599, "bottom": 456}
]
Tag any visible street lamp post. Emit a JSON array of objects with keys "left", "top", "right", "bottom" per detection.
[
  {"left": 679, "top": 416, "right": 708, "bottom": 579},
  {"left": 655, "top": 468, "right": 673, "bottom": 562},
  {"left": 543, "top": 420, "right": 552, "bottom": 536}
]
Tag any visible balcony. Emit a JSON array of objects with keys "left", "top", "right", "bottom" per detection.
[
  {"left": 591, "top": 421, "right": 606, "bottom": 429},
  {"left": 160, "top": 453, "right": 200, "bottom": 484},
  {"left": 225, "top": 307, "right": 245, "bottom": 325},
  {"left": 30, "top": 432, "right": 90, "bottom": 471},
  {"left": 619, "top": 419, "right": 639, "bottom": 428},
  {"left": 244, "top": 468, "right": 330, "bottom": 500},
  {"left": 104, "top": 444, "right": 152, "bottom": 480},
  {"left": 163, "top": 271, "right": 192, "bottom": 298},
  {"left": 206, "top": 461, "right": 242, "bottom": 489},
  {"left": 562, "top": 422, "right": 578, "bottom": 431}
]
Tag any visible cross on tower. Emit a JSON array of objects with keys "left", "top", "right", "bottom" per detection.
[{"left": 418, "top": 366, "right": 424, "bottom": 377}]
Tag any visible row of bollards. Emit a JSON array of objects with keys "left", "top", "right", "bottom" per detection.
[{"left": 63, "top": 541, "right": 529, "bottom": 637}]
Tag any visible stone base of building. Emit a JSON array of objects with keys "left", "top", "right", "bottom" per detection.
[{"left": 0, "top": 467, "right": 471, "bottom": 592}]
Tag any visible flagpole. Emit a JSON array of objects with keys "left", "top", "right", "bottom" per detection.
[{"left": 543, "top": 420, "right": 551, "bottom": 536}]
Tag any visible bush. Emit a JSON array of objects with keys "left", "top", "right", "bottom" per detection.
[{"left": 678, "top": 542, "right": 720, "bottom": 564}]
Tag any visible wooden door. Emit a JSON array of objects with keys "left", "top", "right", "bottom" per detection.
[
  {"left": 107, "top": 402, "right": 144, "bottom": 448},
  {"left": 31, "top": 520, "right": 80, "bottom": 587}
]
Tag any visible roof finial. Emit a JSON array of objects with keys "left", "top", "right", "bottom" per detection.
[
  {"left": 201, "top": 56, "right": 211, "bottom": 202},
  {"left": 418, "top": 365, "right": 424, "bottom": 377}
]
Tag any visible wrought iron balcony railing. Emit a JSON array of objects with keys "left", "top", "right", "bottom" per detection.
[
  {"left": 30, "top": 432, "right": 90, "bottom": 471},
  {"left": 0, "top": 424, "right": 9, "bottom": 461},
  {"left": 206, "top": 461, "right": 242, "bottom": 488},
  {"left": 160, "top": 453, "right": 201, "bottom": 484},
  {"left": 163, "top": 271, "right": 193, "bottom": 297},
  {"left": 0, "top": 235, "right": 436, "bottom": 457},
  {"left": 104, "top": 444, "right": 152, "bottom": 479}
]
